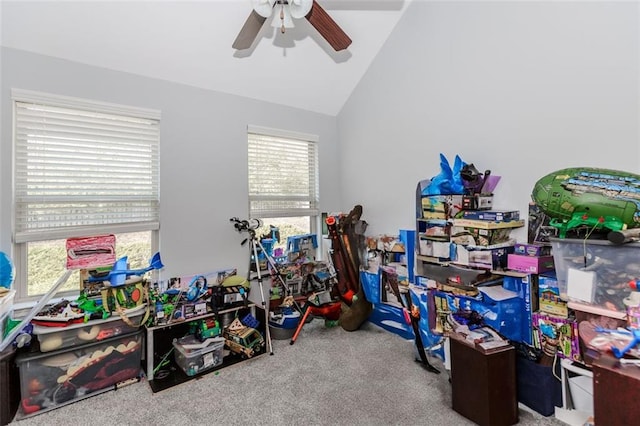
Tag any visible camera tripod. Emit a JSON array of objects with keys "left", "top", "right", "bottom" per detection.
[{"left": 230, "top": 217, "right": 301, "bottom": 356}]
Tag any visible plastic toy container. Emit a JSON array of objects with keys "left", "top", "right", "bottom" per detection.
[
  {"left": 33, "top": 310, "right": 145, "bottom": 352},
  {"left": 172, "top": 335, "right": 224, "bottom": 377},
  {"left": 0, "top": 289, "right": 15, "bottom": 318},
  {"left": 15, "top": 331, "right": 142, "bottom": 419},
  {"left": 550, "top": 238, "right": 640, "bottom": 312}
]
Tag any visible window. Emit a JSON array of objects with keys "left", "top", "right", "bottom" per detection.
[
  {"left": 12, "top": 89, "right": 160, "bottom": 300},
  {"left": 247, "top": 126, "right": 319, "bottom": 252}
]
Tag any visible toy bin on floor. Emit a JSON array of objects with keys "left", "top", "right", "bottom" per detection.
[
  {"left": 0, "top": 345, "right": 20, "bottom": 426},
  {"left": 33, "top": 310, "right": 145, "bottom": 352},
  {"left": 172, "top": 335, "right": 225, "bottom": 377},
  {"left": 15, "top": 330, "right": 143, "bottom": 419}
]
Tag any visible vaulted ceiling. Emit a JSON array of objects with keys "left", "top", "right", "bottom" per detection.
[{"left": 0, "top": 0, "right": 411, "bottom": 116}]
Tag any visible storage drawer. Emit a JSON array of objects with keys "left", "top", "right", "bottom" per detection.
[
  {"left": 34, "top": 309, "right": 145, "bottom": 352},
  {"left": 16, "top": 331, "right": 142, "bottom": 418}
]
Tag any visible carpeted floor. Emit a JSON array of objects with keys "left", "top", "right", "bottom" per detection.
[{"left": 10, "top": 319, "right": 565, "bottom": 426}]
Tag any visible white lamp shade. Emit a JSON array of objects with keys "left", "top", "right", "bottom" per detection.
[
  {"left": 289, "top": 0, "right": 313, "bottom": 19},
  {"left": 252, "top": 0, "right": 276, "bottom": 18}
]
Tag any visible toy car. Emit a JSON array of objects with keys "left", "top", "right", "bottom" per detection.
[{"left": 223, "top": 326, "right": 265, "bottom": 359}]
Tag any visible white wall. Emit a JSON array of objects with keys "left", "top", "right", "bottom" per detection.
[
  {"left": 0, "top": 48, "right": 343, "bottom": 291},
  {"left": 338, "top": 1, "right": 639, "bottom": 239}
]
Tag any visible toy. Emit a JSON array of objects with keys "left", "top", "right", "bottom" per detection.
[
  {"left": 31, "top": 300, "right": 85, "bottom": 327},
  {"left": 422, "top": 154, "right": 466, "bottom": 196},
  {"left": 223, "top": 318, "right": 265, "bottom": 359},
  {"left": 532, "top": 167, "right": 640, "bottom": 238},
  {"left": 75, "top": 292, "right": 110, "bottom": 321},
  {"left": 86, "top": 252, "right": 164, "bottom": 286},
  {"left": 0, "top": 251, "right": 14, "bottom": 289},
  {"left": 185, "top": 275, "right": 208, "bottom": 302},
  {"left": 20, "top": 338, "right": 142, "bottom": 414},
  {"left": 594, "top": 326, "right": 640, "bottom": 358},
  {"left": 192, "top": 318, "right": 221, "bottom": 341}
]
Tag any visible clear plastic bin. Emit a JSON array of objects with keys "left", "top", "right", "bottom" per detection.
[
  {"left": 172, "top": 335, "right": 224, "bottom": 377},
  {"left": 16, "top": 331, "right": 142, "bottom": 418},
  {"left": 0, "top": 289, "right": 15, "bottom": 318},
  {"left": 34, "top": 311, "right": 145, "bottom": 352},
  {"left": 551, "top": 238, "right": 640, "bottom": 313}
]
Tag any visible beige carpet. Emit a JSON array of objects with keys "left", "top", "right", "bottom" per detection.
[{"left": 11, "top": 319, "right": 564, "bottom": 426}]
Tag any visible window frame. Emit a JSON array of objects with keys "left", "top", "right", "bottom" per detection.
[
  {"left": 11, "top": 89, "right": 160, "bottom": 302},
  {"left": 247, "top": 125, "right": 320, "bottom": 236}
]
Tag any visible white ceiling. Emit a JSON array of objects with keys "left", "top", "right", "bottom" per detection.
[{"left": 0, "top": 0, "right": 411, "bottom": 116}]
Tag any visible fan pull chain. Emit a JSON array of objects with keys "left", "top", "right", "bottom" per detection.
[{"left": 279, "top": 4, "right": 286, "bottom": 33}]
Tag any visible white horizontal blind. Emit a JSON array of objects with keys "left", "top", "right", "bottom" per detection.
[
  {"left": 248, "top": 129, "right": 319, "bottom": 218},
  {"left": 13, "top": 92, "right": 160, "bottom": 243}
]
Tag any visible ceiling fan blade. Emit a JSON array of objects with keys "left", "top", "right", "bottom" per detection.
[
  {"left": 305, "top": 0, "right": 352, "bottom": 51},
  {"left": 232, "top": 10, "right": 267, "bottom": 50}
]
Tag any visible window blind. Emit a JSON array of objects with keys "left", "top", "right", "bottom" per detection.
[
  {"left": 248, "top": 129, "right": 319, "bottom": 219},
  {"left": 13, "top": 91, "right": 160, "bottom": 243}
]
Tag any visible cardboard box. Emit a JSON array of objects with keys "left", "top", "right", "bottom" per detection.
[
  {"left": 451, "top": 225, "right": 514, "bottom": 247},
  {"left": 461, "top": 210, "right": 520, "bottom": 222},
  {"left": 419, "top": 239, "right": 453, "bottom": 259},
  {"left": 538, "top": 274, "right": 568, "bottom": 317},
  {"left": 461, "top": 194, "right": 493, "bottom": 211},
  {"left": 418, "top": 219, "right": 450, "bottom": 242},
  {"left": 532, "top": 312, "right": 581, "bottom": 362},
  {"left": 514, "top": 243, "right": 551, "bottom": 257},
  {"left": 507, "top": 254, "right": 555, "bottom": 274},
  {"left": 454, "top": 244, "right": 514, "bottom": 270},
  {"left": 421, "top": 195, "right": 463, "bottom": 220}
]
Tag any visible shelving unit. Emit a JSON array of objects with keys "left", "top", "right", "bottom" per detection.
[
  {"left": 414, "top": 180, "right": 534, "bottom": 345},
  {"left": 145, "top": 303, "right": 260, "bottom": 392}
]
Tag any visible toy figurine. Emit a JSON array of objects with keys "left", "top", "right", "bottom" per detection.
[{"left": 595, "top": 326, "right": 640, "bottom": 358}]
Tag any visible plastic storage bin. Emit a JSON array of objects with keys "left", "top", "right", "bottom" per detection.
[
  {"left": 0, "top": 345, "right": 20, "bottom": 426},
  {"left": 33, "top": 310, "right": 145, "bottom": 352},
  {"left": 15, "top": 331, "right": 142, "bottom": 418},
  {"left": 173, "top": 335, "right": 224, "bottom": 377},
  {"left": 551, "top": 238, "right": 640, "bottom": 312},
  {"left": 0, "top": 290, "right": 15, "bottom": 318}
]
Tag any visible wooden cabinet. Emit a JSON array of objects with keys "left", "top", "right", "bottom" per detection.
[
  {"left": 449, "top": 336, "right": 518, "bottom": 426},
  {"left": 593, "top": 354, "right": 640, "bottom": 425}
]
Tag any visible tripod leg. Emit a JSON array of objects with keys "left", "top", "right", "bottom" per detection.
[
  {"left": 251, "top": 239, "right": 273, "bottom": 355},
  {"left": 255, "top": 239, "right": 304, "bottom": 315}
]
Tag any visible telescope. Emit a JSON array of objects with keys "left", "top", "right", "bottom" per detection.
[{"left": 229, "top": 217, "right": 262, "bottom": 233}]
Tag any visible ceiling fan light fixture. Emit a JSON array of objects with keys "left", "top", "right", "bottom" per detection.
[
  {"left": 289, "top": 0, "right": 313, "bottom": 19},
  {"left": 270, "top": 3, "right": 295, "bottom": 31},
  {"left": 252, "top": 0, "right": 276, "bottom": 18}
]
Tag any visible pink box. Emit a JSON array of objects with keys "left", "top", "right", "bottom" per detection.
[{"left": 507, "top": 254, "right": 554, "bottom": 274}]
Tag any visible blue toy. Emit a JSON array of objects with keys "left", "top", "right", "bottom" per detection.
[
  {"left": 86, "top": 252, "right": 164, "bottom": 286},
  {"left": 595, "top": 326, "right": 640, "bottom": 358},
  {"left": 422, "top": 154, "right": 466, "bottom": 196},
  {"left": 0, "top": 251, "right": 14, "bottom": 289}
]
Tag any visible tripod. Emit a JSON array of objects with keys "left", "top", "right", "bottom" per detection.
[{"left": 230, "top": 217, "right": 300, "bottom": 356}]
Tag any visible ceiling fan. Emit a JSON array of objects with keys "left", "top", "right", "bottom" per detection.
[{"left": 233, "top": 0, "right": 352, "bottom": 51}]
